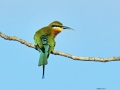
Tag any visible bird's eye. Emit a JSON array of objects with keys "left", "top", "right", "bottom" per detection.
[
  {"left": 52, "top": 25, "right": 62, "bottom": 28},
  {"left": 52, "top": 25, "right": 57, "bottom": 27}
]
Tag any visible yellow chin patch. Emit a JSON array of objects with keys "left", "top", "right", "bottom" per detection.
[
  {"left": 52, "top": 27, "right": 63, "bottom": 36},
  {"left": 52, "top": 27, "right": 63, "bottom": 32}
]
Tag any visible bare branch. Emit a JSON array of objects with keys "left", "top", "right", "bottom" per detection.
[{"left": 0, "top": 32, "right": 120, "bottom": 62}]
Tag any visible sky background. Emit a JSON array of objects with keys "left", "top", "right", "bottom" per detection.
[{"left": 0, "top": 0, "right": 120, "bottom": 90}]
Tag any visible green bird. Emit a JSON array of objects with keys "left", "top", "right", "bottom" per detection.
[{"left": 34, "top": 21, "right": 73, "bottom": 79}]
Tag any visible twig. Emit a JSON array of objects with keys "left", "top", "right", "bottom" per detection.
[{"left": 0, "top": 32, "right": 120, "bottom": 62}]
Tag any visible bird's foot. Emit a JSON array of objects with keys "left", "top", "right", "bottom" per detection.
[
  {"left": 35, "top": 45, "right": 39, "bottom": 50},
  {"left": 51, "top": 51, "right": 53, "bottom": 54}
]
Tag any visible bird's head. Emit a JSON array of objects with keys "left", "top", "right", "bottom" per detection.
[{"left": 49, "top": 21, "right": 73, "bottom": 36}]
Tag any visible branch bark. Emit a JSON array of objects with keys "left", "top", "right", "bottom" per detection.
[{"left": 0, "top": 32, "right": 120, "bottom": 62}]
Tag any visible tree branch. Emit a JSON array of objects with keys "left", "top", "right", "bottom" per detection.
[{"left": 0, "top": 32, "right": 120, "bottom": 62}]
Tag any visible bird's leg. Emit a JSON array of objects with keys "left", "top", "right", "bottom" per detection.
[
  {"left": 35, "top": 45, "right": 39, "bottom": 51},
  {"left": 51, "top": 51, "right": 54, "bottom": 54},
  {"left": 34, "top": 45, "right": 38, "bottom": 50}
]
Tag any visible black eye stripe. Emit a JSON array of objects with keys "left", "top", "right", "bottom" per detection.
[
  {"left": 52, "top": 25, "right": 62, "bottom": 28},
  {"left": 52, "top": 25, "right": 57, "bottom": 27}
]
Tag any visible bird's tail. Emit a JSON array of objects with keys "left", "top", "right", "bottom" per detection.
[
  {"left": 42, "top": 64, "right": 45, "bottom": 79},
  {"left": 38, "top": 50, "right": 48, "bottom": 66},
  {"left": 38, "top": 45, "right": 50, "bottom": 79}
]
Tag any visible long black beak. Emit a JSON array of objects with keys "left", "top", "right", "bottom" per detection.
[{"left": 62, "top": 26, "right": 74, "bottom": 30}]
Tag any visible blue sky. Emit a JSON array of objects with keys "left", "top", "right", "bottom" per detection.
[{"left": 0, "top": 0, "right": 120, "bottom": 90}]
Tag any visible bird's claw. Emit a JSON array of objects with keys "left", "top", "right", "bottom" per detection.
[{"left": 35, "top": 45, "right": 39, "bottom": 50}]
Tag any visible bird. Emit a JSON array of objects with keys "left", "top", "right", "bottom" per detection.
[{"left": 34, "top": 21, "right": 73, "bottom": 79}]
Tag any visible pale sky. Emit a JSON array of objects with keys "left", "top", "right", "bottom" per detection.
[{"left": 0, "top": 0, "right": 120, "bottom": 90}]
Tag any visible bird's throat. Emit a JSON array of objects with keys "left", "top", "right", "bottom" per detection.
[{"left": 53, "top": 28, "right": 63, "bottom": 37}]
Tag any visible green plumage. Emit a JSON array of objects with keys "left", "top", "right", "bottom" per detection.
[
  {"left": 34, "top": 26, "right": 55, "bottom": 54},
  {"left": 34, "top": 26, "right": 55, "bottom": 79},
  {"left": 34, "top": 21, "right": 72, "bottom": 79}
]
